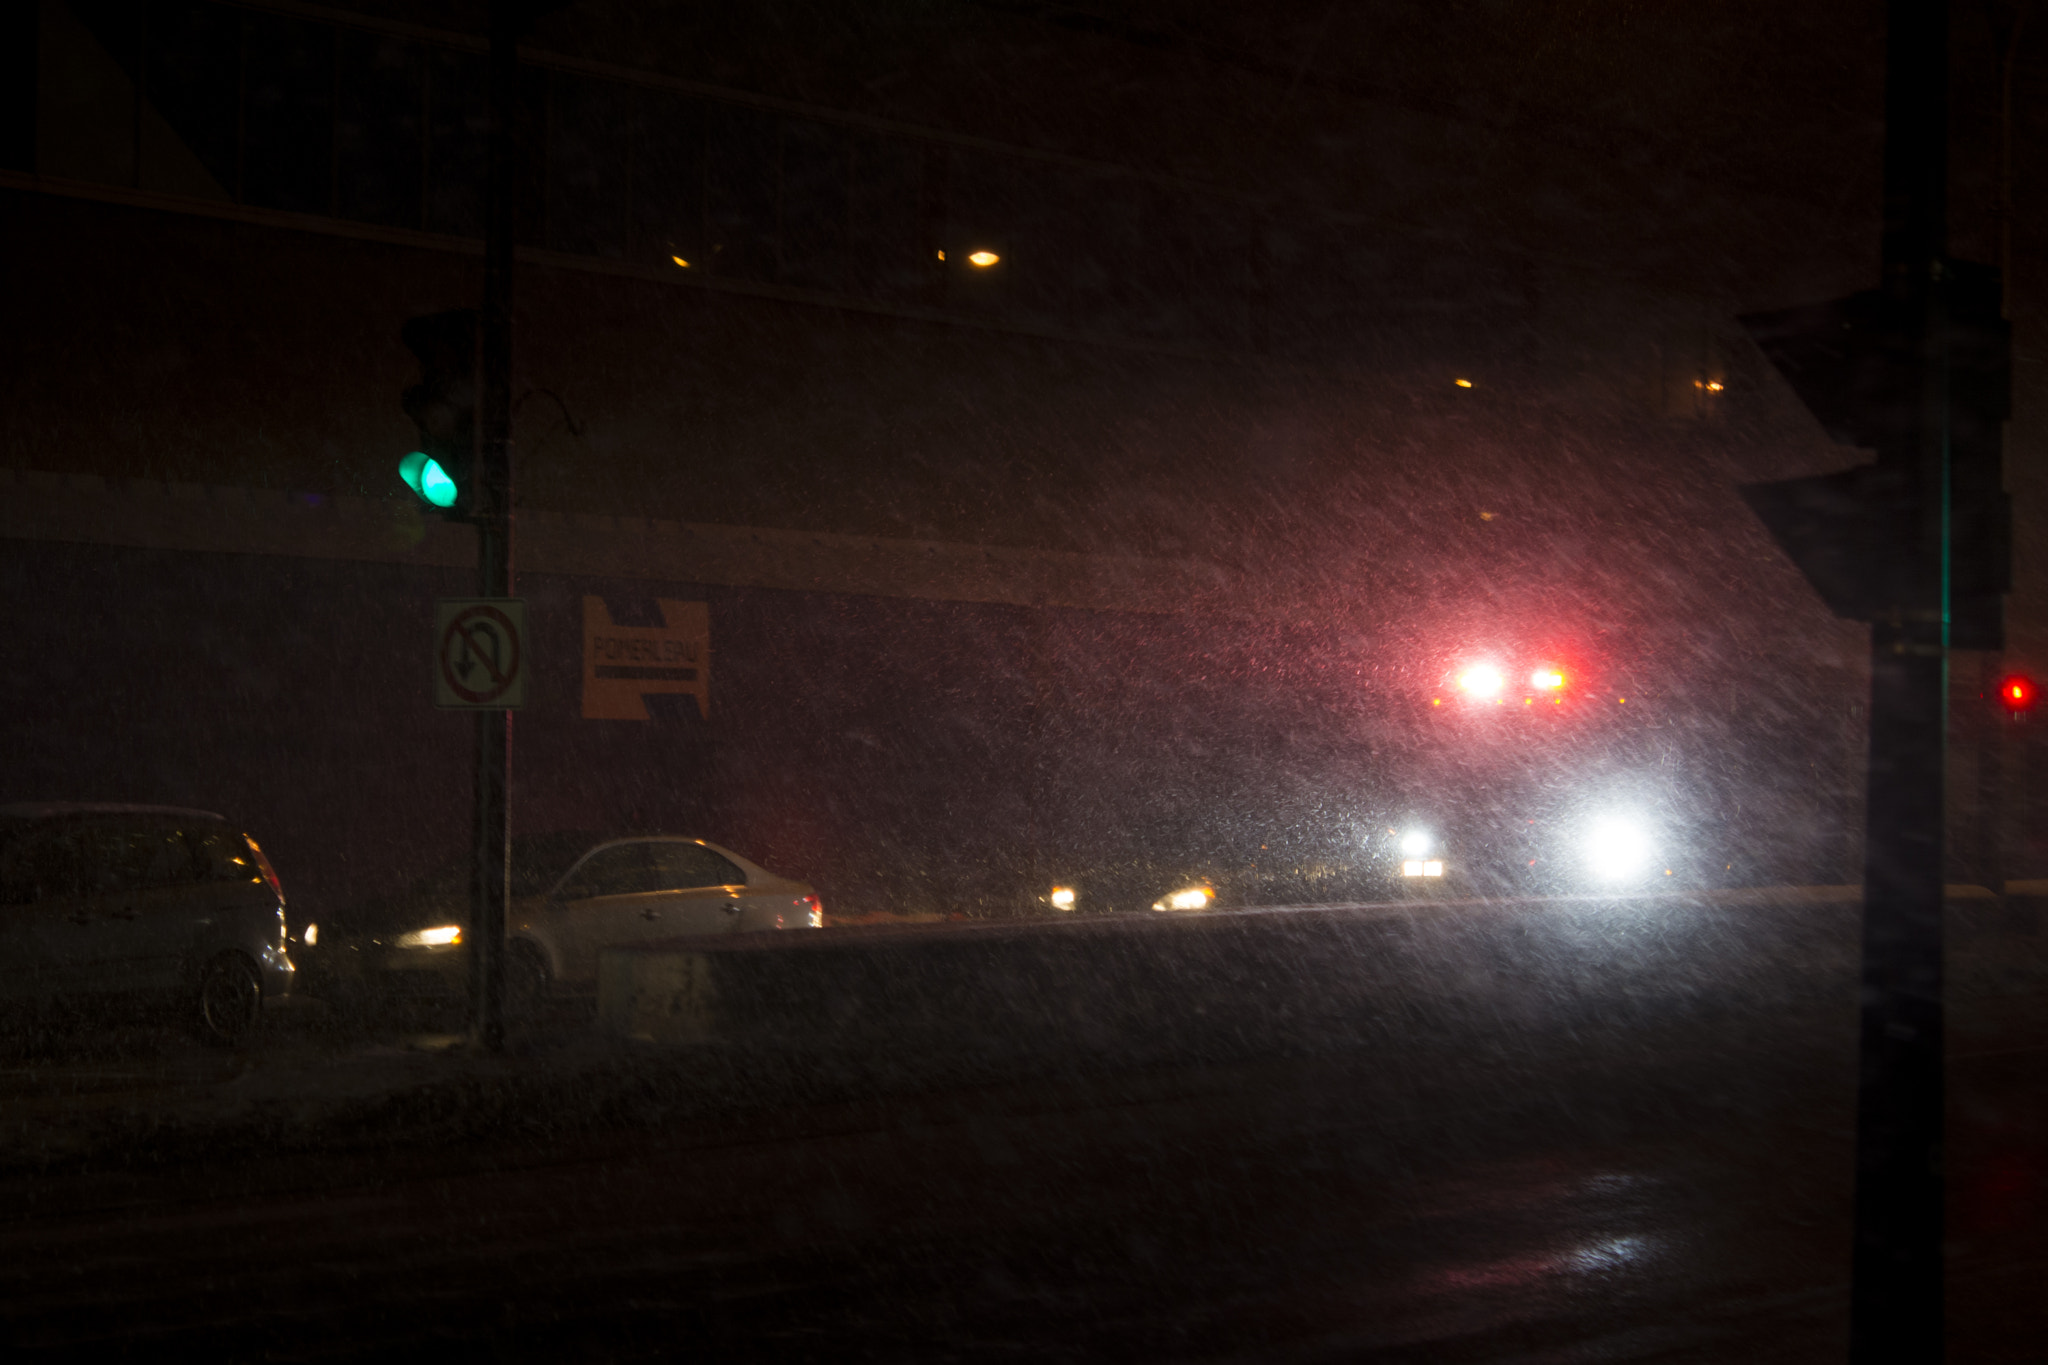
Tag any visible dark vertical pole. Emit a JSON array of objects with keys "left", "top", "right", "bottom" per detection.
[
  {"left": 1851, "top": 1, "right": 1949, "bottom": 1357},
  {"left": 1974, "top": 662, "right": 2005, "bottom": 894},
  {"left": 471, "top": 0, "right": 518, "bottom": 1052}
]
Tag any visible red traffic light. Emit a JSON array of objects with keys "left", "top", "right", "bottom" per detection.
[{"left": 1999, "top": 675, "right": 2036, "bottom": 712}]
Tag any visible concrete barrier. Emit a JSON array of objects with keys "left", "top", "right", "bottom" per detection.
[{"left": 599, "top": 888, "right": 1982, "bottom": 1065}]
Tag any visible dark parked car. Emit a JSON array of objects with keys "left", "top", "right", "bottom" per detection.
[{"left": 0, "top": 803, "right": 295, "bottom": 1044}]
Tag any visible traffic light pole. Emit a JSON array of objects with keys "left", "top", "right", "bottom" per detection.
[
  {"left": 470, "top": 0, "right": 519, "bottom": 1053},
  {"left": 1850, "top": 1, "right": 1949, "bottom": 1356}
]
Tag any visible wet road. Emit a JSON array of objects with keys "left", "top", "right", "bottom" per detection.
[
  {"left": 1, "top": 1024, "right": 2041, "bottom": 1361},
  {"left": 1, "top": 892, "right": 2044, "bottom": 1362}
]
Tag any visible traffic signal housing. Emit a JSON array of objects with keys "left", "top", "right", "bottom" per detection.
[
  {"left": 399, "top": 309, "right": 479, "bottom": 518},
  {"left": 1738, "top": 261, "right": 2011, "bottom": 648}
]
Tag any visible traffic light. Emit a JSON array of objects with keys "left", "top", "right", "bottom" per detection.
[
  {"left": 1738, "top": 261, "right": 2011, "bottom": 648},
  {"left": 1999, "top": 674, "right": 2036, "bottom": 716},
  {"left": 399, "top": 309, "right": 479, "bottom": 517}
]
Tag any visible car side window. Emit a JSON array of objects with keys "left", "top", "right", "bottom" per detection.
[
  {"left": 0, "top": 830, "right": 87, "bottom": 905},
  {"left": 555, "top": 844, "right": 656, "bottom": 900},
  {"left": 189, "top": 828, "right": 262, "bottom": 885},
  {"left": 98, "top": 823, "right": 202, "bottom": 891},
  {"left": 648, "top": 842, "right": 747, "bottom": 890}
]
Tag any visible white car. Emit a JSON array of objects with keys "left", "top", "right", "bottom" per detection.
[{"left": 302, "top": 833, "right": 821, "bottom": 1010}]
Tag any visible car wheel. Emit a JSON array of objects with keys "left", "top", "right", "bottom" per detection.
[
  {"left": 506, "top": 940, "right": 551, "bottom": 1021},
  {"left": 195, "top": 953, "right": 263, "bottom": 1047}
]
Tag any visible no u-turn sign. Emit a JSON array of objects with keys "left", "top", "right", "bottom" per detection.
[{"left": 434, "top": 599, "right": 527, "bottom": 709}]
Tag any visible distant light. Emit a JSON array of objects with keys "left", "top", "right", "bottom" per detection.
[
  {"left": 1432, "top": 698, "right": 1442, "bottom": 706},
  {"left": 1706, "top": 380, "right": 1724, "bottom": 392},
  {"left": 1618, "top": 697, "right": 1627, "bottom": 704},
  {"left": 2001, "top": 675, "right": 2036, "bottom": 712},
  {"left": 1401, "top": 860, "right": 1424, "bottom": 877},
  {"left": 1454, "top": 378, "right": 1474, "bottom": 388},
  {"left": 1458, "top": 666, "right": 1504, "bottom": 698},
  {"left": 1423, "top": 860, "right": 1443, "bottom": 877},
  {"left": 1154, "top": 887, "right": 1213, "bottom": 911},
  {"left": 1400, "top": 830, "right": 1431, "bottom": 856},
  {"left": 936, "top": 250, "right": 946, "bottom": 261},
  {"left": 1532, "top": 669, "right": 1565, "bottom": 690},
  {"left": 1050, "top": 886, "right": 1077, "bottom": 910},
  {"left": 671, "top": 255, "right": 690, "bottom": 268},
  {"left": 968, "top": 250, "right": 1000, "bottom": 267},
  {"left": 303, "top": 922, "right": 318, "bottom": 946}
]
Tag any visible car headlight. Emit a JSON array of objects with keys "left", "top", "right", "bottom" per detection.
[
  {"left": 395, "top": 924, "right": 463, "bottom": 948},
  {"left": 1399, "top": 830, "right": 1432, "bottom": 857},
  {"left": 1049, "top": 886, "right": 1077, "bottom": 910},
  {"left": 1584, "top": 817, "right": 1655, "bottom": 882},
  {"left": 1401, "top": 860, "right": 1445, "bottom": 877},
  {"left": 303, "top": 922, "right": 319, "bottom": 946},
  {"left": 1152, "top": 887, "right": 1213, "bottom": 912}
]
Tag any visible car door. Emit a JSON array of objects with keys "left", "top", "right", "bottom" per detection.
[
  {"left": 0, "top": 822, "right": 152, "bottom": 1002},
  {"left": 0, "top": 825, "right": 95, "bottom": 1003},
  {"left": 643, "top": 842, "right": 755, "bottom": 933},
  {"left": 544, "top": 843, "right": 669, "bottom": 983},
  {"left": 90, "top": 819, "right": 220, "bottom": 994}
]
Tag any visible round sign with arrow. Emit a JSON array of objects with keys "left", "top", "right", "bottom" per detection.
[{"left": 434, "top": 599, "right": 527, "bottom": 709}]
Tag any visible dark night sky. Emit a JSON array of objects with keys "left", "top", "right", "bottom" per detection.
[{"left": 389, "top": 0, "right": 1946, "bottom": 292}]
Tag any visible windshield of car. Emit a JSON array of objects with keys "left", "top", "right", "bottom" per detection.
[{"left": 4, "top": 3, "right": 2038, "bottom": 1359}]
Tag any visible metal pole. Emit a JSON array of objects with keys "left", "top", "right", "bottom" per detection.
[
  {"left": 1850, "top": 0, "right": 1950, "bottom": 1356},
  {"left": 470, "top": 0, "right": 518, "bottom": 1052},
  {"left": 1974, "top": 660, "right": 2005, "bottom": 894}
]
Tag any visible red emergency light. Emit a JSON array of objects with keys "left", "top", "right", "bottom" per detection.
[{"left": 1999, "top": 675, "right": 2036, "bottom": 713}]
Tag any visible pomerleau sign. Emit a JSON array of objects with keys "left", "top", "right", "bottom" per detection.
[{"left": 582, "top": 596, "right": 709, "bottom": 720}]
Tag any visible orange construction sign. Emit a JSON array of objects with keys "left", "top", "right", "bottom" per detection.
[{"left": 582, "top": 596, "right": 709, "bottom": 720}]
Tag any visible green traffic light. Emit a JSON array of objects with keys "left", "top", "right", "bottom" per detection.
[{"left": 399, "top": 451, "right": 459, "bottom": 508}]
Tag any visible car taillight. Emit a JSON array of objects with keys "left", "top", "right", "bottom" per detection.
[
  {"left": 243, "top": 834, "right": 286, "bottom": 905},
  {"left": 796, "top": 894, "right": 823, "bottom": 928}
]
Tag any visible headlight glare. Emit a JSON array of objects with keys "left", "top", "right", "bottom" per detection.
[
  {"left": 395, "top": 924, "right": 464, "bottom": 948},
  {"left": 1585, "top": 817, "right": 1655, "bottom": 881}
]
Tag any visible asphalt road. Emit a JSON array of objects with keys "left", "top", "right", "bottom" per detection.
[
  {"left": 0, "top": 899, "right": 2041, "bottom": 1362},
  {"left": 0, "top": 1031, "right": 2040, "bottom": 1360}
]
